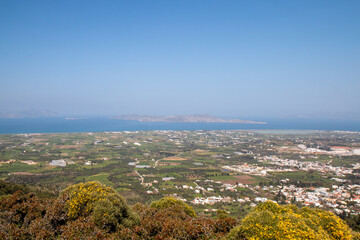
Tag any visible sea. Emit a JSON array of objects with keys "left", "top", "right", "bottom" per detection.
[{"left": 0, "top": 117, "right": 359, "bottom": 134}]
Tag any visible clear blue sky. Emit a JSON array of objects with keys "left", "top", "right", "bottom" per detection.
[{"left": 1, "top": 0, "right": 359, "bottom": 119}]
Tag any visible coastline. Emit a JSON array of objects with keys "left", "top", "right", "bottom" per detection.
[{"left": 0, "top": 117, "right": 359, "bottom": 134}]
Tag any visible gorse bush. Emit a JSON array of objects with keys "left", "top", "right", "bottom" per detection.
[
  {"left": 61, "top": 181, "right": 139, "bottom": 231},
  {"left": 61, "top": 181, "right": 113, "bottom": 219},
  {"left": 227, "top": 201, "right": 352, "bottom": 240}
]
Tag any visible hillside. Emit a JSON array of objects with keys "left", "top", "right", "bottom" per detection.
[{"left": 0, "top": 181, "right": 358, "bottom": 240}]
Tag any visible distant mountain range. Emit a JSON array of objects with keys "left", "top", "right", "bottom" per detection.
[{"left": 113, "top": 114, "right": 267, "bottom": 124}]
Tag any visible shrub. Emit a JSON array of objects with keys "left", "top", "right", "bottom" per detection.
[
  {"left": 214, "top": 210, "right": 237, "bottom": 234},
  {"left": 61, "top": 181, "right": 139, "bottom": 231},
  {"left": 59, "top": 217, "right": 107, "bottom": 240},
  {"left": 227, "top": 201, "right": 352, "bottom": 240},
  {"left": 352, "top": 231, "right": 360, "bottom": 240},
  {"left": 0, "top": 180, "right": 29, "bottom": 196},
  {"left": 0, "top": 191, "right": 49, "bottom": 227},
  {"left": 150, "top": 196, "right": 197, "bottom": 218},
  {"left": 45, "top": 193, "right": 68, "bottom": 231},
  {"left": 299, "top": 207, "right": 353, "bottom": 240},
  {"left": 127, "top": 201, "right": 217, "bottom": 239},
  {"left": 0, "top": 190, "right": 52, "bottom": 239}
]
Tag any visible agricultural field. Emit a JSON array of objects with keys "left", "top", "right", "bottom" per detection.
[{"left": 1, "top": 130, "right": 360, "bottom": 218}]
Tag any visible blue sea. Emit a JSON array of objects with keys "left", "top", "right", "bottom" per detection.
[{"left": 0, "top": 117, "right": 359, "bottom": 134}]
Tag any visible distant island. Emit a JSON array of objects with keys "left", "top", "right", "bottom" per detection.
[
  {"left": 0, "top": 109, "right": 58, "bottom": 118},
  {"left": 112, "top": 114, "right": 267, "bottom": 124},
  {"left": 65, "top": 117, "right": 82, "bottom": 120}
]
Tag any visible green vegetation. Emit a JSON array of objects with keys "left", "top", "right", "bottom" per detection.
[
  {"left": 269, "top": 170, "right": 336, "bottom": 187},
  {"left": 150, "top": 196, "right": 197, "bottom": 217},
  {"left": 0, "top": 181, "right": 356, "bottom": 239}
]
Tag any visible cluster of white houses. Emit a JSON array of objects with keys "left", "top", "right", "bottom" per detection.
[{"left": 189, "top": 180, "right": 360, "bottom": 215}]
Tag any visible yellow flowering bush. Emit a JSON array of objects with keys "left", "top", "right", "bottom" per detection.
[
  {"left": 61, "top": 181, "right": 139, "bottom": 231},
  {"left": 300, "top": 207, "right": 352, "bottom": 240},
  {"left": 226, "top": 201, "right": 352, "bottom": 240},
  {"left": 62, "top": 181, "right": 112, "bottom": 219}
]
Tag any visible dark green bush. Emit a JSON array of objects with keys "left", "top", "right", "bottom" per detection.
[{"left": 150, "top": 196, "right": 197, "bottom": 218}]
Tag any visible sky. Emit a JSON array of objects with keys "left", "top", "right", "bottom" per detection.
[{"left": 1, "top": 0, "right": 359, "bottom": 120}]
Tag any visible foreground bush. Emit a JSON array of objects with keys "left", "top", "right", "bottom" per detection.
[
  {"left": 150, "top": 196, "right": 197, "bottom": 217},
  {"left": 227, "top": 201, "right": 352, "bottom": 240},
  {"left": 117, "top": 201, "right": 235, "bottom": 239},
  {"left": 0, "top": 191, "right": 54, "bottom": 239},
  {"left": 61, "top": 181, "right": 139, "bottom": 231}
]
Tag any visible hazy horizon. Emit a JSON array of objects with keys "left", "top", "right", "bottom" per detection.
[{"left": 1, "top": 1, "right": 360, "bottom": 120}]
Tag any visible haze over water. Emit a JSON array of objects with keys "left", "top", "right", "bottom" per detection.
[{"left": 0, "top": 117, "right": 359, "bottom": 134}]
